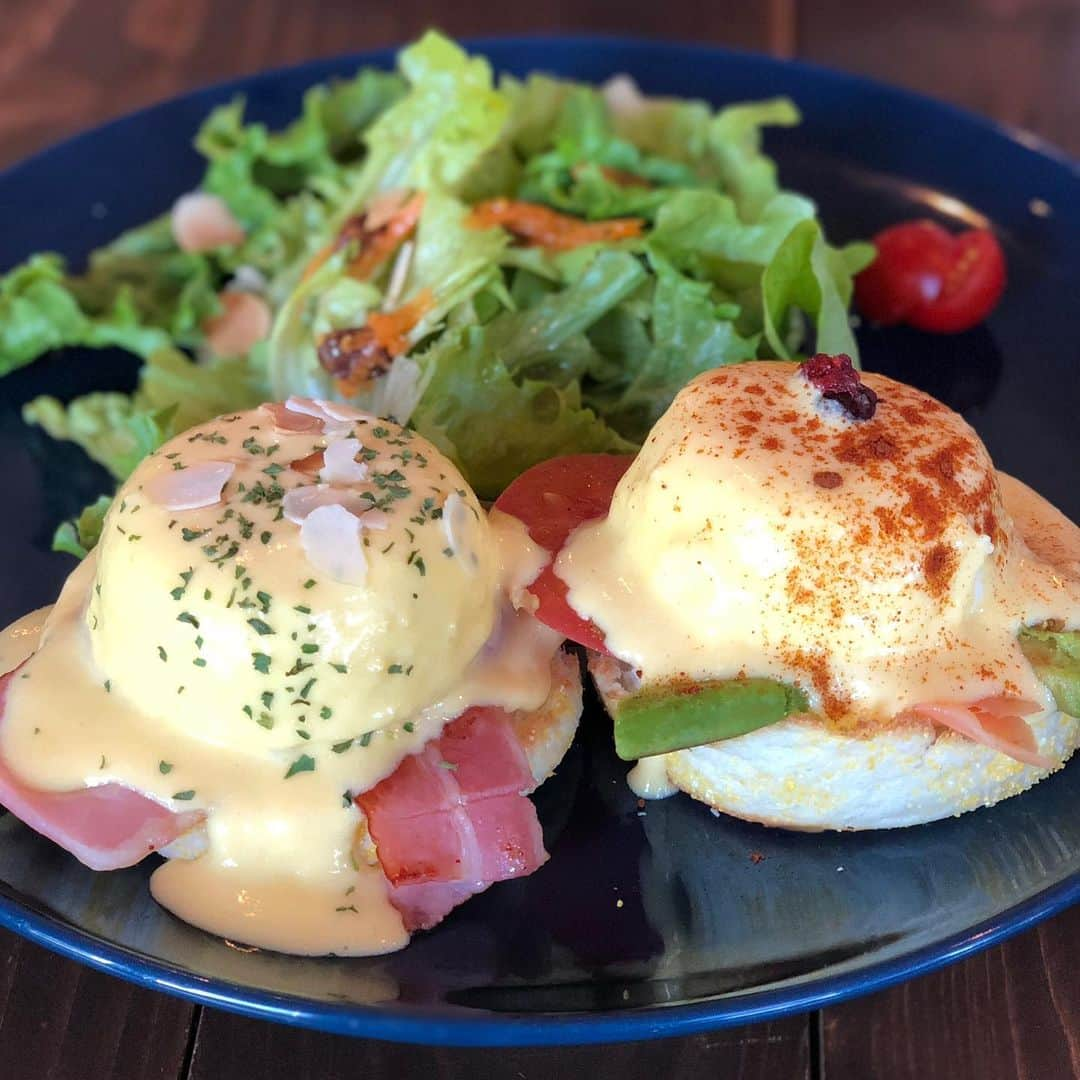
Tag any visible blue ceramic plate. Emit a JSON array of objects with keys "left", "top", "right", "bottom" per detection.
[{"left": 0, "top": 38, "right": 1077, "bottom": 1047}]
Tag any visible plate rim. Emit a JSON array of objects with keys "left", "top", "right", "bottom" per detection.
[
  {"left": 0, "top": 867, "right": 1076, "bottom": 1046},
  {"left": 1, "top": 33, "right": 1077, "bottom": 1046},
  {"left": 0, "top": 33, "right": 1075, "bottom": 211}
]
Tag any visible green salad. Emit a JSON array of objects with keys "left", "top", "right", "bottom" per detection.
[{"left": 0, "top": 31, "right": 872, "bottom": 552}]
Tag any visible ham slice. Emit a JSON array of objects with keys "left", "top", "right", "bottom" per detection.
[
  {"left": 356, "top": 706, "right": 547, "bottom": 931},
  {"left": 905, "top": 695, "right": 1054, "bottom": 769},
  {"left": 0, "top": 666, "right": 204, "bottom": 870}
]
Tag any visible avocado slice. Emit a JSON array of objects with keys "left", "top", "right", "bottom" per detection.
[
  {"left": 1019, "top": 627, "right": 1080, "bottom": 717},
  {"left": 612, "top": 629, "right": 1079, "bottom": 763},
  {"left": 613, "top": 677, "right": 809, "bottom": 761}
]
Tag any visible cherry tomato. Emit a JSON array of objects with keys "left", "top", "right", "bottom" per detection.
[
  {"left": 855, "top": 221, "right": 1006, "bottom": 334},
  {"left": 493, "top": 454, "right": 633, "bottom": 653}
]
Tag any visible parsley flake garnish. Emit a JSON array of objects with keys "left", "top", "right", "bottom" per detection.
[
  {"left": 159, "top": 761, "right": 173, "bottom": 774},
  {"left": 284, "top": 754, "right": 316, "bottom": 779},
  {"left": 252, "top": 652, "right": 272, "bottom": 674},
  {"left": 172, "top": 790, "right": 196, "bottom": 801},
  {"left": 247, "top": 617, "right": 274, "bottom": 636}
]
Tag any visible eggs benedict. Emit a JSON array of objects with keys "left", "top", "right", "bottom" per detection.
[
  {"left": 494, "top": 357, "right": 1080, "bottom": 829},
  {"left": 0, "top": 397, "right": 581, "bottom": 954}
]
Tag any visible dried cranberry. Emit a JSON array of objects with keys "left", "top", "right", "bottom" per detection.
[
  {"left": 333, "top": 214, "right": 374, "bottom": 254},
  {"left": 317, "top": 327, "right": 392, "bottom": 383},
  {"left": 801, "top": 353, "right": 878, "bottom": 420}
]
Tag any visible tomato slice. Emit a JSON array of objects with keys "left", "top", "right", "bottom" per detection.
[
  {"left": 855, "top": 221, "right": 1006, "bottom": 334},
  {"left": 493, "top": 454, "right": 634, "bottom": 652}
]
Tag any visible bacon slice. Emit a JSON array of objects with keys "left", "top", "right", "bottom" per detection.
[
  {"left": 355, "top": 706, "right": 547, "bottom": 931},
  {"left": 0, "top": 666, "right": 203, "bottom": 870},
  {"left": 387, "top": 881, "right": 479, "bottom": 933},
  {"left": 905, "top": 696, "right": 1054, "bottom": 769}
]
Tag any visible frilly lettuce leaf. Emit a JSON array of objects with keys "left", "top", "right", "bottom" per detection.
[
  {"left": 344, "top": 31, "right": 508, "bottom": 210},
  {"left": 23, "top": 347, "right": 264, "bottom": 480},
  {"left": 588, "top": 258, "right": 758, "bottom": 439},
  {"left": 762, "top": 219, "right": 861, "bottom": 360},
  {"left": 517, "top": 86, "right": 700, "bottom": 220},
  {"left": 195, "top": 67, "right": 405, "bottom": 278},
  {"left": 0, "top": 254, "right": 176, "bottom": 375},
  {"left": 413, "top": 327, "right": 634, "bottom": 500},
  {"left": 613, "top": 91, "right": 800, "bottom": 221},
  {"left": 51, "top": 495, "right": 114, "bottom": 559},
  {"left": 22, "top": 394, "right": 177, "bottom": 482},
  {"left": 409, "top": 247, "right": 649, "bottom": 495},
  {"left": 70, "top": 216, "right": 221, "bottom": 342},
  {"left": 648, "top": 190, "right": 817, "bottom": 286},
  {"left": 266, "top": 190, "right": 506, "bottom": 406}
]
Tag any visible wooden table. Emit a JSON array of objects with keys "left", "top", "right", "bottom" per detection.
[{"left": 1, "top": 3, "right": 1078, "bottom": 1077}]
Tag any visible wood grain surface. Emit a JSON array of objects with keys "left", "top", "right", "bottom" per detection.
[
  {"left": 0, "top": 2, "right": 1077, "bottom": 1078},
  {"left": 187, "top": 1011, "right": 810, "bottom": 1080},
  {"left": 0, "top": 927, "right": 194, "bottom": 1080}
]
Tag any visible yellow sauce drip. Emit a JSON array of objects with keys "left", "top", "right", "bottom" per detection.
[{"left": 0, "top": 406, "right": 560, "bottom": 955}]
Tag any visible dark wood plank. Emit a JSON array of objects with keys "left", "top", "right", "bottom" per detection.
[
  {"left": 0, "top": 926, "right": 195, "bottom": 1080},
  {"left": 188, "top": 1009, "right": 809, "bottom": 1080},
  {"left": 798, "top": 0, "right": 1080, "bottom": 154},
  {"left": 0, "top": 0, "right": 777, "bottom": 170},
  {"left": 822, "top": 902, "right": 1080, "bottom": 1079}
]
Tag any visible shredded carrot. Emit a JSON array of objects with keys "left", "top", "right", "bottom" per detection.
[
  {"left": 367, "top": 289, "right": 433, "bottom": 357},
  {"left": 331, "top": 289, "right": 434, "bottom": 397},
  {"left": 347, "top": 193, "right": 425, "bottom": 280},
  {"left": 301, "top": 193, "right": 425, "bottom": 283},
  {"left": 467, "top": 198, "right": 644, "bottom": 251}
]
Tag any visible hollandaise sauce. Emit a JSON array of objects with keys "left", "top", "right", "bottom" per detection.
[{"left": 0, "top": 400, "right": 558, "bottom": 955}]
